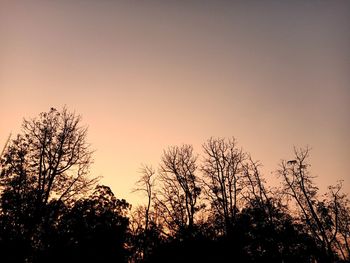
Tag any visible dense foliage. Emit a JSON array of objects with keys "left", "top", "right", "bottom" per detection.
[{"left": 0, "top": 108, "right": 349, "bottom": 262}]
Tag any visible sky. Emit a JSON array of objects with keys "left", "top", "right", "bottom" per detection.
[{"left": 1, "top": 0, "right": 349, "bottom": 206}]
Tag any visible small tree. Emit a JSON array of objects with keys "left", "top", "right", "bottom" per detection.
[
  {"left": 132, "top": 165, "right": 156, "bottom": 260},
  {"left": 134, "top": 165, "right": 156, "bottom": 235}
]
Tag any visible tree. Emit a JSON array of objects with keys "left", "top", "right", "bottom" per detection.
[
  {"left": 277, "top": 147, "right": 340, "bottom": 262},
  {"left": 231, "top": 198, "right": 319, "bottom": 263},
  {"left": 201, "top": 137, "right": 246, "bottom": 235},
  {"left": 131, "top": 165, "right": 157, "bottom": 261},
  {"left": 0, "top": 107, "right": 96, "bottom": 203},
  {"left": 134, "top": 165, "right": 155, "bottom": 236},
  {"left": 240, "top": 156, "right": 280, "bottom": 227},
  {"left": 0, "top": 107, "right": 98, "bottom": 261},
  {"left": 129, "top": 205, "right": 164, "bottom": 263},
  {"left": 323, "top": 182, "right": 350, "bottom": 261},
  {"left": 154, "top": 145, "right": 202, "bottom": 237},
  {"left": 39, "top": 185, "right": 131, "bottom": 263},
  {"left": 337, "top": 194, "right": 350, "bottom": 260}
]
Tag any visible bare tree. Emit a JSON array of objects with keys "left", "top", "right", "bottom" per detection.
[
  {"left": 323, "top": 182, "right": 350, "bottom": 261},
  {"left": 338, "top": 195, "right": 350, "bottom": 260},
  {"left": 0, "top": 107, "right": 98, "bottom": 261},
  {"left": 134, "top": 165, "right": 155, "bottom": 234},
  {"left": 201, "top": 137, "right": 245, "bottom": 234},
  {"left": 241, "top": 156, "right": 277, "bottom": 221},
  {"left": 132, "top": 165, "right": 156, "bottom": 260},
  {"left": 277, "top": 147, "right": 337, "bottom": 261},
  {"left": 154, "top": 145, "right": 202, "bottom": 236},
  {"left": 0, "top": 107, "right": 97, "bottom": 209}
]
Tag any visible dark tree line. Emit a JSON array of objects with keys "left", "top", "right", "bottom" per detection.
[
  {"left": 0, "top": 108, "right": 349, "bottom": 262},
  {"left": 130, "top": 144, "right": 350, "bottom": 262}
]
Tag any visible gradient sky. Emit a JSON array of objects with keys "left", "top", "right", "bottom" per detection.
[{"left": 1, "top": 1, "right": 349, "bottom": 205}]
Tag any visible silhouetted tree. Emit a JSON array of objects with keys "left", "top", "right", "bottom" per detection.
[
  {"left": 232, "top": 198, "right": 320, "bottom": 263},
  {"left": 201, "top": 137, "right": 246, "bottom": 235},
  {"left": 37, "top": 185, "right": 130, "bottom": 263},
  {"left": 278, "top": 147, "right": 342, "bottom": 262},
  {"left": 322, "top": 182, "right": 350, "bottom": 261},
  {"left": 153, "top": 145, "right": 202, "bottom": 237},
  {"left": 240, "top": 156, "right": 280, "bottom": 227},
  {"left": 135, "top": 165, "right": 155, "bottom": 235},
  {"left": 131, "top": 165, "right": 159, "bottom": 261},
  {"left": 0, "top": 107, "right": 98, "bottom": 262},
  {"left": 337, "top": 194, "right": 350, "bottom": 260},
  {"left": 129, "top": 205, "right": 164, "bottom": 263}
]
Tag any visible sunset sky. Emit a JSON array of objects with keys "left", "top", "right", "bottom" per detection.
[{"left": 1, "top": 1, "right": 349, "bottom": 205}]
